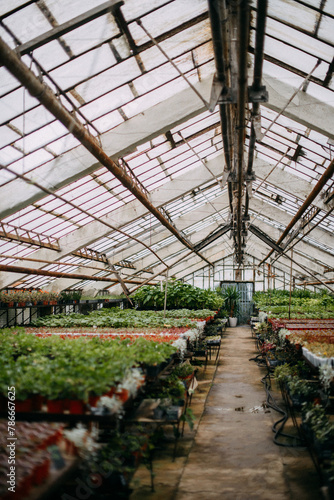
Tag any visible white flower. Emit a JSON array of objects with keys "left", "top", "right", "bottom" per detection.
[
  {"left": 182, "top": 328, "right": 200, "bottom": 343},
  {"left": 63, "top": 423, "right": 99, "bottom": 458},
  {"left": 258, "top": 311, "right": 267, "bottom": 323},
  {"left": 172, "top": 338, "right": 187, "bottom": 359},
  {"left": 278, "top": 328, "right": 291, "bottom": 345},
  {"left": 319, "top": 364, "right": 334, "bottom": 392},
  {"left": 117, "top": 368, "right": 145, "bottom": 397},
  {"left": 97, "top": 395, "right": 124, "bottom": 415}
]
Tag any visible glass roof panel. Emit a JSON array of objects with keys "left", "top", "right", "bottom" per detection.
[
  {"left": 0, "top": 146, "right": 23, "bottom": 167},
  {"left": 33, "top": 40, "right": 70, "bottom": 72},
  {"left": 262, "top": 60, "right": 304, "bottom": 87},
  {"left": 48, "top": 134, "right": 80, "bottom": 156},
  {"left": 49, "top": 44, "right": 117, "bottom": 90},
  {"left": 0, "top": 87, "right": 39, "bottom": 125},
  {"left": 0, "top": 67, "right": 21, "bottom": 98},
  {"left": 265, "top": 17, "right": 333, "bottom": 63},
  {"left": 0, "top": 167, "right": 16, "bottom": 187},
  {"left": 75, "top": 57, "right": 141, "bottom": 101},
  {"left": 3, "top": 3, "right": 51, "bottom": 43},
  {"left": 128, "top": 0, "right": 208, "bottom": 46},
  {"left": 0, "top": 126, "right": 20, "bottom": 149},
  {"left": 9, "top": 107, "right": 55, "bottom": 135},
  {"left": 12, "top": 121, "right": 68, "bottom": 154},
  {"left": 306, "top": 81, "right": 334, "bottom": 107},
  {"left": 9, "top": 148, "right": 54, "bottom": 174},
  {"left": 267, "top": 0, "right": 318, "bottom": 32},
  {"left": 80, "top": 85, "right": 134, "bottom": 121},
  {"left": 318, "top": 14, "right": 334, "bottom": 44},
  {"left": 92, "top": 109, "right": 124, "bottom": 133},
  {"left": 121, "top": 0, "right": 170, "bottom": 22},
  {"left": 264, "top": 36, "right": 321, "bottom": 76},
  {"left": 43, "top": 0, "right": 106, "bottom": 23},
  {"left": 61, "top": 15, "right": 119, "bottom": 56}
]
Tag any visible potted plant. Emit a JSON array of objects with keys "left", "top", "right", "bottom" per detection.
[{"left": 222, "top": 286, "right": 241, "bottom": 327}]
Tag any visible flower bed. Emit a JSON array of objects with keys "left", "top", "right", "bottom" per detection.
[
  {"left": 269, "top": 318, "right": 334, "bottom": 333},
  {"left": 0, "top": 320, "right": 206, "bottom": 413},
  {"left": 0, "top": 330, "right": 178, "bottom": 409}
]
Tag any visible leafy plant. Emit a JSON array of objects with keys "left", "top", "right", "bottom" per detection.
[
  {"left": 133, "top": 280, "right": 223, "bottom": 311},
  {"left": 221, "top": 286, "right": 241, "bottom": 318},
  {"left": 172, "top": 362, "right": 195, "bottom": 378}
]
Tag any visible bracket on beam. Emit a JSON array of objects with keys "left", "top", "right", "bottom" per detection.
[
  {"left": 247, "top": 85, "right": 268, "bottom": 103},
  {"left": 217, "top": 85, "right": 268, "bottom": 105}
]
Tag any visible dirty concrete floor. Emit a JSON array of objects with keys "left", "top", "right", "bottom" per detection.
[{"left": 130, "top": 325, "right": 323, "bottom": 500}]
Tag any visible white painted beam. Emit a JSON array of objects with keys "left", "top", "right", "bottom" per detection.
[{"left": 262, "top": 75, "right": 334, "bottom": 141}]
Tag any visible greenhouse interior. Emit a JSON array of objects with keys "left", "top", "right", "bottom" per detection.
[{"left": 0, "top": 0, "right": 334, "bottom": 498}]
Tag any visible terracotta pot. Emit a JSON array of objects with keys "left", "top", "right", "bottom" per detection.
[
  {"left": 47, "top": 399, "right": 63, "bottom": 414},
  {"left": 89, "top": 394, "right": 100, "bottom": 407},
  {"left": 31, "top": 394, "right": 43, "bottom": 411},
  {"left": 16, "top": 398, "right": 33, "bottom": 412},
  {"left": 62, "top": 398, "right": 71, "bottom": 411},
  {"left": 69, "top": 400, "right": 86, "bottom": 414},
  {"left": 105, "top": 387, "right": 116, "bottom": 397}
]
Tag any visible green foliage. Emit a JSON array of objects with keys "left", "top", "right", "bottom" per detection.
[
  {"left": 252, "top": 289, "right": 334, "bottom": 318},
  {"left": 172, "top": 362, "right": 195, "bottom": 378},
  {"left": 0, "top": 331, "right": 177, "bottom": 401},
  {"left": 133, "top": 280, "right": 223, "bottom": 310},
  {"left": 145, "top": 373, "right": 186, "bottom": 402},
  {"left": 221, "top": 286, "right": 241, "bottom": 317},
  {"left": 30, "top": 308, "right": 215, "bottom": 329},
  {"left": 180, "top": 407, "right": 196, "bottom": 431},
  {"left": 59, "top": 289, "right": 82, "bottom": 302}
]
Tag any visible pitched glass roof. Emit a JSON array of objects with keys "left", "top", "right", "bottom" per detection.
[{"left": 0, "top": 0, "right": 333, "bottom": 290}]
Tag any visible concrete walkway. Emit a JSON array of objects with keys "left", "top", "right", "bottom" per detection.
[{"left": 175, "top": 325, "right": 322, "bottom": 500}]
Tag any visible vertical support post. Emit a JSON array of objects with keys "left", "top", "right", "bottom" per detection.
[
  {"left": 288, "top": 249, "right": 293, "bottom": 320},
  {"left": 163, "top": 270, "right": 169, "bottom": 319}
]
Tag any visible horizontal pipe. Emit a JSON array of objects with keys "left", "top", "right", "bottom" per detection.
[
  {"left": 0, "top": 264, "right": 156, "bottom": 285},
  {"left": 0, "top": 37, "right": 212, "bottom": 268},
  {"left": 0, "top": 253, "right": 108, "bottom": 272}
]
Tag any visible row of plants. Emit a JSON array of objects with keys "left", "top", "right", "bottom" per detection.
[
  {"left": 0, "top": 328, "right": 179, "bottom": 405},
  {"left": 253, "top": 289, "right": 334, "bottom": 318},
  {"left": 0, "top": 289, "right": 123, "bottom": 306},
  {"left": 30, "top": 308, "right": 215, "bottom": 329},
  {"left": 133, "top": 280, "right": 223, "bottom": 310},
  {"left": 254, "top": 317, "right": 334, "bottom": 490}
]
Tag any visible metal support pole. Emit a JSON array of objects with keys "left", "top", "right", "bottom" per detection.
[
  {"left": 288, "top": 250, "right": 293, "bottom": 319},
  {"left": 163, "top": 270, "right": 169, "bottom": 319}
]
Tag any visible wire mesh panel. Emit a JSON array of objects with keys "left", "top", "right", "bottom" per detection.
[{"left": 220, "top": 281, "right": 254, "bottom": 324}]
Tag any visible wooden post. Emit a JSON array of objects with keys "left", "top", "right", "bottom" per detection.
[
  {"left": 163, "top": 270, "right": 169, "bottom": 319},
  {"left": 288, "top": 249, "right": 293, "bottom": 320}
]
